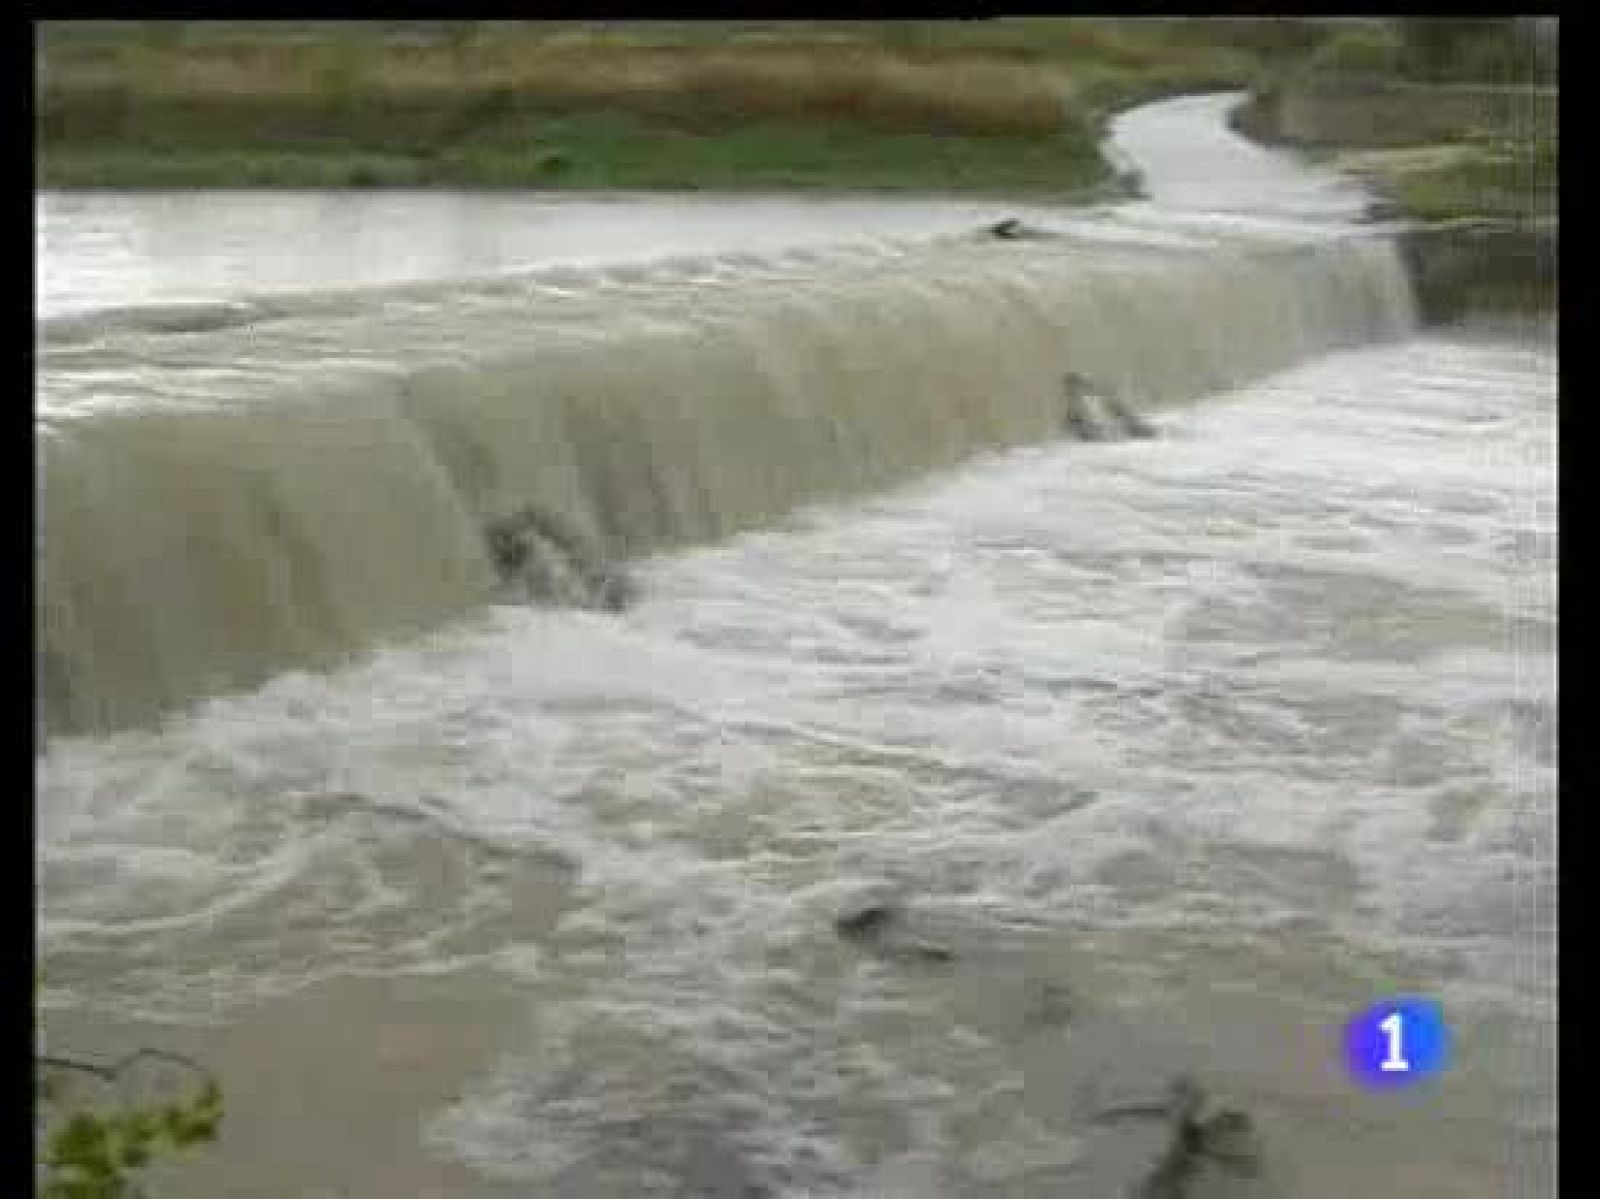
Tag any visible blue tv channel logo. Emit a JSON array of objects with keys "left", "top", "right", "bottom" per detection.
[{"left": 1343, "top": 997, "right": 1451, "bottom": 1090}]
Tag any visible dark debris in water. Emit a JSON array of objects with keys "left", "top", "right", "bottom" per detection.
[
  {"left": 1063, "top": 372, "right": 1160, "bottom": 442},
  {"left": 833, "top": 903, "right": 896, "bottom": 941},
  {"left": 832, "top": 900, "right": 955, "bottom": 966},
  {"left": 484, "top": 505, "right": 639, "bottom": 613},
  {"left": 986, "top": 217, "right": 1060, "bottom": 242},
  {"left": 1096, "top": 1072, "right": 1266, "bottom": 1198}
]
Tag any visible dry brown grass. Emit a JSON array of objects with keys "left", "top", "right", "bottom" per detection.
[
  {"left": 35, "top": 21, "right": 1311, "bottom": 189},
  {"left": 39, "top": 17, "right": 1312, "bottom": 140},
  {"left": 42, "top": 36, "right": 1078, "bottom": 138}
]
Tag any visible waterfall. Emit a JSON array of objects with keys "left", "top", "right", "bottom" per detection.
[{"left": 37, "top": 228, "right": 1415, "bottom": 736}]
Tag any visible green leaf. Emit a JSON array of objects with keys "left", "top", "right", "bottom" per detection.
[
  {"left": 39, "top": 1041, "right": 223, "bottom": 1194},
  {"left": 50, "top": 1113, "right": 110, "bottom": 1163}
]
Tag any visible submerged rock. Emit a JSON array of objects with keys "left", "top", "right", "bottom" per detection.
[
  {"left": 1064, "top": 372, "right": 1158, "bottom": 442},
  {"left": 484, "top": 506, "right": 638, "bottom": 612},
  {"left": 1063, "top": 372, "right": 1114, "bottom": 442},
  {"left": 1101, "top": 393, "right": 1159, "bottom": 439}
]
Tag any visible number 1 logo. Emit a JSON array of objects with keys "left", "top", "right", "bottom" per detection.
[
  {"left": 1378, "top": 1010, "right": 1410, "bottom": 1072},
  {"left": 1343, "top": 998, "right": 1450, "bottom": 1090}
]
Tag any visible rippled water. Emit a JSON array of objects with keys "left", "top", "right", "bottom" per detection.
[
  {"left": 37, "top": 95, "right": 1556, "bottom": 1197},
  {"left": 35, "top": 192, "right": 1079, "bottom": 321}
]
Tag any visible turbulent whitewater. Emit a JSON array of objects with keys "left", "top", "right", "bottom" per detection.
[{"left": 37, "top": 92, "right": 1554, "bottom": 1198}]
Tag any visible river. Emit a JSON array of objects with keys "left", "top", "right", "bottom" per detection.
[{"left": 36, "top": 94, "right": 1555, "bottom": 1197}]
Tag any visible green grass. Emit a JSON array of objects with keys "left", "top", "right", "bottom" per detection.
[
  {"left": 37, "top": 112, "right": 1120, "bottom": 194},
  {"left": 1387, "top": 138, "right": 1557, "bottom": 221},
  {"left": 35, "top": 20, "right": 1323, "bottom": 192},
  {"left": 1372, "top": 137, "right": 1558, "bottom": 318}
]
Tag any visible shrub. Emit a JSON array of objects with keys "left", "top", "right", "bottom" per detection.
[
  {"left": 37, "top": 978, "right": 223, "bottom": 1199},
  {"left": 1306, "top": 26, "right": 1404, "bottom": 79},
  {"left": 1393, "top": 19, "right": 1542, "bottom": 83}
]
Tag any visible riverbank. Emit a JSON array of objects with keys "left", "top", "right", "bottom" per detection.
[
  {"left": 1344, "top": 139, "right": 1557, "bottom": 320},
  {"left": 1230, "top": 68, "right": 1556, "bottom": 319},
  {"left": 36, "top": 20, "right": 1322, "bottom": 192},
  {"left": 36, "top": 118, "right": 1119, "bottom": 198}
]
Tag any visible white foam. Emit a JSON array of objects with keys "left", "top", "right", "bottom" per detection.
[{"left": 38, "top": 333, "right": 1556, "bottom": 1188}]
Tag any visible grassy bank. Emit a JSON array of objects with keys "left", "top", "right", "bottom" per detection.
[
  {"left": 1228, "top": 19, "right": 1556, "bottom": 223},
  {"left": 36, "top": 118, "right": 1117, "bottom": 196},
  {"left": 1373, "top": 140, "right": 1557, "bottom": 321},
  {"left": 1224, "top": 19, "right": 1559, "bottom": 320},
  {"left": 1376, "top": 139, "right": 1556, "bottom": 222},
  {"left": 1224, "top": 18, "right": 1558, "bottom": 318},
  {"left": 36, "top": 20, "right": 1326, "bottom": 192}
]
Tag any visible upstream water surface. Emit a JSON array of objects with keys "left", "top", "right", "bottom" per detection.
[{"left": 37, "top": 95, "right": 1555, "bottom": 1197}]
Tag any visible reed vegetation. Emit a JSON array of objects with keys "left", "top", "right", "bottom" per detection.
[{"left": 37, "top": 20, "right": 1321, "bottom": 191}]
